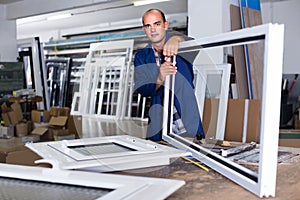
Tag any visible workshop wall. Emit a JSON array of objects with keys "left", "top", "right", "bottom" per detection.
[
  {"left": 261, "top": 0, "right": 300, "bottom": 74},
  {"left": 0, "top": 5, "right": 17, "bottom": 62}
]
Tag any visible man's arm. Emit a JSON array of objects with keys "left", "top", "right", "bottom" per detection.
[
  {"left": 165, "top": 34, "right": 199, "bottom": 65},
  {"left": 155, "top": 35, "right": 185, "bottom": 90},
  {"left": 163, "top": 35, "right": 186, "bottom": 57}
]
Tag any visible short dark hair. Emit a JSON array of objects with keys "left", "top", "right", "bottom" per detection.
[{"left": 142, "top": 9, "right": 166, "bottom": 25}]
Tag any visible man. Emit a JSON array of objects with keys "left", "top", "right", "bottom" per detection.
[{"left": 134, "top": 8, "right": 204, "bottom": 142}]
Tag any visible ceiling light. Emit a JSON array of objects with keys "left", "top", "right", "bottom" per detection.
[
  {"left": 17, "top": 16, "right": 46, "bottom": 25},
  {"left": 133, "top": 0, "right": 170, "bottom": 6},
  {"left": 47, "top": 13, "right": 73, "bottom": 21}
]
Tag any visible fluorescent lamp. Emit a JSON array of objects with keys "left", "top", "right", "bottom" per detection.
[
  {"left": 17, "top": 16, "right": 45, "bottom": 25},
  {"left": 47, "top": 13, "right": 72, "bottom": 21},
  {"left": 133, "top": 0, "right": 170, "bottom": 6}
]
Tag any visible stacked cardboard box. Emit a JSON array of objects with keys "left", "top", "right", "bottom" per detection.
[
  {"left": 1, "top": 102, "right": 33, "bottom": 138},
  {"left": 30, "top": 107, "right": 79, "bottom": 141}
]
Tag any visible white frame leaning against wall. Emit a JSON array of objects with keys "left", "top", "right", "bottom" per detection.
[
  {"left": 162, "top": 23, "right": 284, "bottom": 197},
  {"left": 193, "top": 64, "right": 231, "bottom": 140}
]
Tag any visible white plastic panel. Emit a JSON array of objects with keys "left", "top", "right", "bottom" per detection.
[
  {"left": 0, "top": 163, "right": 185, "bottom": 200},
  {"left": 26, "top": 135, "right": 185, "bottom": 172}
]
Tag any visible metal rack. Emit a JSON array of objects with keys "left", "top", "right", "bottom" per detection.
[{"left": 46, "top": 57, "right": 72, "bottom": 107}]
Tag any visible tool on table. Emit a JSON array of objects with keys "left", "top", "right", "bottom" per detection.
[{"left": 221, "top": 142, "right": 256, "bottom": 157}]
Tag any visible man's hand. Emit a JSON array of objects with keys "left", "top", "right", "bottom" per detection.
[
  {"left": 156, "top": 61, "right": 177, "bottom": 89},
  {"left": 163, "top": 36, "right": 185, "bottom": 57}
]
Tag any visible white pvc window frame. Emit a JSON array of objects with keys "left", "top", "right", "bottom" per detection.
[
  {"left": 73, "top": 40, "right": 134, "bottom": 119},
  {"left": 26, "top": 135, "right": 184, "bottom": 172},
  {"left": 71, "top": 92, "right": 81, "bottom": 115},
  {"left": 194, "top": 64, "right": 231, "bottom": 140},
  {"left": 47, "top": 136, "right": 161, "bottom": 161},
  {"left": 0, "top": 163, "right": 184, "bottom": 200},
  {"left": 17, "top": 38, "right": 50, "bottom": 110},
  {"left": 162, "top": 23, "right": 284, "bottom": 198}
]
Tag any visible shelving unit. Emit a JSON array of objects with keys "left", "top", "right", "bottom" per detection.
[
  {"left": 0, "top": 62, "right": 25, "bottom": 98},
  {"left": 46, "top": 57, "right": 72, "bottom": 107}
]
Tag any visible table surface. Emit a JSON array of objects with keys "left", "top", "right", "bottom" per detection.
[
  {"left": 1, "top": 137, "right": 299, "bottom": 200},
  {"left": 115, "top": 146, "right": 300, "bottom": 200}
]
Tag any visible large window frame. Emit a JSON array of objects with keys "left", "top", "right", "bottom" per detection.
[{"left": 162, "top": 23, "right": 284, "bottom": 197}]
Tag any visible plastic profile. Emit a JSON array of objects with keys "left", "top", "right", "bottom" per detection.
[{"left": 162, "top": 23, "right": 284, "bottom": 197}]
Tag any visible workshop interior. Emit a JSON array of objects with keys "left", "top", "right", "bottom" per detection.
[{"left": 0, "top": 0, "right": 300, "bottom": 199}]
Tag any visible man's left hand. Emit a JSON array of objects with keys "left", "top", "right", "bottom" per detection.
[{"left": 163, "top": 36, "right": 185, "bottom": 58}]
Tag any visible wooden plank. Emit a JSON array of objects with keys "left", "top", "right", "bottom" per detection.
[
  {"left": 230, "top": 5, "right": 249, "bottom": 99},
  {"left": 243, "top": 7, "right": 264, "bottom": 100}
]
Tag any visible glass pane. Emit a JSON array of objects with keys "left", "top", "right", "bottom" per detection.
[{"left": 175, "top": 38, "right": 265, "bottom": 175}]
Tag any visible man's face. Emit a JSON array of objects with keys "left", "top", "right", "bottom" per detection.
[{"left": 143, "top": 11, "right": 169, "bottom": 46}]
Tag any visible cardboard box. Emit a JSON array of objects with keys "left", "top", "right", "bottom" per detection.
[
  {"left": 16, "top": 122, "right": 28, "bottom": 137},
  {"left": 1, "top": 112, "right": 11, "bottom": 127},
  {"left": 50, "top": 107, "right": 70, "bottom": 117},
  {"left": 0, "top": 138, "right": 26, "bottom": 163},
  {"left": 224, "top": 99, "right": 261, "bottom": 143},
  {"left": 1, "top": 102, "right": 23, "bottom": 126},
  {"left": 5, "top": 147, "right": 50, "bottom": 168},
  {"left": 6, "top": 149, "right": 42, "bottom": 166},
  {"left": 50, "top": 128, "right": 69, "bottom": 136},
  {"left": 0, "top": 152, "right": 6, "bottom": 163},
  {"left": 202, "top": 98, "right": 219, "bottom": 139},
  {"left": 1, "top": 103, "right": 11, "bottom": 126},
  {"left": 49, "top": 116, "right": 68, "bottom": 127},
  {"left": 31, "top": 126, "right": 48, "bottom": 135},
  {"left": 224, "top": 99, "right": 244, "bottom": 142},
  {"left": 31, "top": 110, "right": 50, "bottom": 123},
  {"left": 10, "top": 102, "right": 23, "bottom": 123},
  {"left": 31, "top": 126, "right": 52, "bottom": 141},
  {"left": 8, "top": 111, "right": 19, "bottom": 125},
  {"left": 279, "top": 129, "right": 300, "bottom": 148}
]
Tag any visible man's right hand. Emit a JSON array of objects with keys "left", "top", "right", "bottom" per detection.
[
  {"left": 158, "top": 61, "right": 177, "bottom": 82},
  {"left": 156, "top": 61, "right": 177, "bottom": 90}
]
